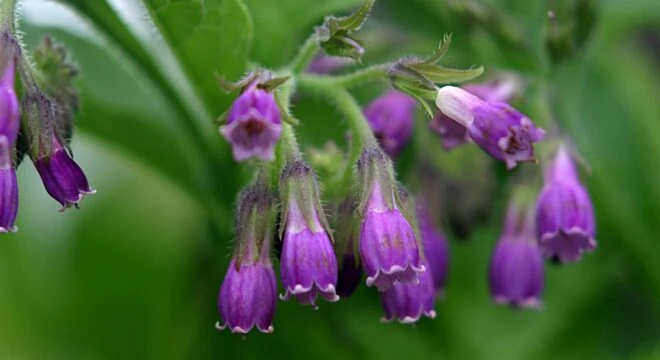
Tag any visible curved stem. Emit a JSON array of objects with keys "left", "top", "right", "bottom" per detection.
[
  {"left": 299, "top": 63, "right": 389, "bottom": 89},
  {"left": 297, "top": 75, "right": 377, "bottom": 188},
  {"left": 289, "top": 34, "right": 320, "bottom": 74}
]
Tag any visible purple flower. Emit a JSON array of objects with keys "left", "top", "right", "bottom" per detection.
[
  {"left": 417, "top": 206, "right": 450, "bottom": 295},
  {"left": 357, "top": 149, "right": 424, "bottom": 291},
  {"left": 364, "top": 90, "right": 416, "bottom": 156},
  {"left": 0, "top": 58, "right": 19, "bottom": 146},
  {"left": 217, "top": 246, "right": 277, "bottom": 334},
  {"left": 279, "top": 162, "right": 338, "bottom": 307},
  {"left": 34, "top": 137, "right": 95, "bottom": 210},
  {"left": 380, "top": 262, "right": 436, "bottom": 323},
  {"left": 430, "top": 77, "right": 521, "bottom": 151},
  {"left": 220, "top": 83, "right": 282, "bottom": 162},
  {"left": 435, "top": 86, "right": 545, "bottom": 169},
  {"left": 536, "top": 145, "right": 596, "bottom": 263},
  {"left": 489, "top": 205, "right": 544, "bottom": 309},
  {"left": 0, "top": 58, "right": 19, "bottom": 232}
]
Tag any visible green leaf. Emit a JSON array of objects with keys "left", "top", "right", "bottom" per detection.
[{"left": 143, "top": 0, "right": 254, "bottom": 116}]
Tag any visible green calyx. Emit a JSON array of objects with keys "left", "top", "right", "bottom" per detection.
[
  {"left": 315, "top": 0, "right": 374, "bottom": 61},
  {"left": 233, "top": 183, "right": 276, "bottom": 267},
  {"left": 355, "top": 147, "right": 397, "bottom": 216}
]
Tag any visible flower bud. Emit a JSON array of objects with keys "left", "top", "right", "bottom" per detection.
[
  {"left": 364, "top": 90, "right": 416, "bottom": 157},
  {"left": 279, "top": 161, "right": 339, "bottom": 307},
  {"left": 357, "top": 149, "right": 424, "bottom": 291},
  {"left": 220, "top": 81, "right": 282, "bottom": 162},
  {"left": 488, "top": 204, "right": 544, "bottom": 309},
  {"left": 417, "top": 205, "right": 450, "bottom": 295},
  {"left": 379, "top": 261, "right": 436, "bottom": 323},
  {"left": 435, "top": 86, "right": 545, "bottom": 169},
  {"left": 217, "top": 185, "right": 277, "bottom": 334},
  {"left": 535, "top": 145, "right": 596, "bottom": 263},
  {"left": 34, "top": 136, "right": 95, "bottom": 210}
]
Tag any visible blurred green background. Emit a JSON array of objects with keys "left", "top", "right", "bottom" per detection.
[{"left": 1, "top": 0, "right": 660, "bottom": 358}]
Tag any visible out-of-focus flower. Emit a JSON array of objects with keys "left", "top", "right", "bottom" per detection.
[
  {"left": 364, "top": 90, "right": 416, "bottom": 156},
  {"left": 536, "top": 145, "right": 596, "bottom": 263},
  {"left": 379, "top": 261, "right": 436, "bottom": 323},
  {"left": 417, "top": 206, "right": 450, "bottom": 295}
]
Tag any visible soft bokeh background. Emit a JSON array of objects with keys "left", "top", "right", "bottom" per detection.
[{"left": 1, "top": 0, "right": 659, "bottom": 358}]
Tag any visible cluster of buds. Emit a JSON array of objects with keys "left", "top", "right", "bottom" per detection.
[{"left": 0, "top": 28, "right": 93, "bottom": 232}]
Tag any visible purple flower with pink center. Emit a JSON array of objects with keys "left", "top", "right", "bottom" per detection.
[{"left": 220, "top": 83, "right": 282, "bottom": 162}]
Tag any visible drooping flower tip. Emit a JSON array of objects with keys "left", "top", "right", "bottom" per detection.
[
  {"left": 380, "top": 264, "right": 436, "bottom": 324},
  {"left": 0, "top": 168, "right": 17, "bottom": 233},
  {"left": 217, "top": 258, "right": 277, "bottom": 334},
  {"left": 364, "top": 90, "right": 417, "bottom": 156},
  {"left": 536, "top": 145, "right": 596, "bottom": 263},
  {"left": 34, "top": 139, "right": 95, "bottom": 211},
  {"left": 435, "top": 86, "right": 545, "bottom": 169},
  {"left": 279, "top": 161, "right": 339, "bottom": 307},
  {"left": 488, "top": 205, "right": 544, "bottom": 309},
  {"left": 220, "top": 81, "right": 282, "bottom": 162}
]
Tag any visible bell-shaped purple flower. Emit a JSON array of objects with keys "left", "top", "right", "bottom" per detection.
[
  {"left": 34, "top": 138, "right": 95, "bottom": 210},
  {"left": 430, "top": 77, "right": 522, "bottom": 151},
  {"left": 357, "top": 150, "right": 424, "bottom": 292},
  {"left": 435, "top": 86, "right": 545, "bottom": 169},
  {"left": 536, "top": 145, "right": 596, "bottom": 263},
  {"left": 364, "top": 90, "right": 416, "bottom": 157},
  {"left": 279, "top": 161, "right": 338, "bottom": 307},
  {"left": 380, "top": 262, "right": 436, "bottom": 323},
  {"left": 417, "top": 206, "right": 450, "bottom": 295},
  {"left": 220, "top": 83, "right": 282, "bottom": 162},
  {"left": 217, "top": 184, "right": 277, "bottom": 334},
  {"left": 488, "top": 205, "right": 544, "bottom": 309},
  {"left": 217, "top": 255, "right": 277, "bottom": 334}
]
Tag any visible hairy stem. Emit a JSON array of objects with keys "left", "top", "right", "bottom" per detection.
[{"left": 289, "top": 34, "right": 320, "bottom": 74}]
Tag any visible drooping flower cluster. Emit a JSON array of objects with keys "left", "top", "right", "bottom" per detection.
[
  {"left": 214, "top": 0, "right": 598, "bottom": 333},
  {"left": 0, "top": 31, "right": 92, "bottom": 231}
]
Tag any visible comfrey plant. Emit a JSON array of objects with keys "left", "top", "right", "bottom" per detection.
[
  {"left": 0, "top": 3, "right": 93, "bottom": 232},
  {"left": 2, "top": 0, "right": 598, "bottom": 334},
  {"left": 209, "top": 0, "right": 599, "bottom": 332}
]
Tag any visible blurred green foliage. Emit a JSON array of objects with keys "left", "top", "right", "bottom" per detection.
[{"left": 1, "top": 0, "right": 660, "bottom": 359}]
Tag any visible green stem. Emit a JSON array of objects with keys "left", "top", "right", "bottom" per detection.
[
  {"left": 297, "top": 75, "right": 377, "bottom": 188},
  {"left": 299, "top": 63, "right": 389, "bottom": 89},
  {"left": 0, "top": 0, "right": 16, "bottom": 30},
  {"left": 289, "top": 34, "right": 320, "bottom": 74}
]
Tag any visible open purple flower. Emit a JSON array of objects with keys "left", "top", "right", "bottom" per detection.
[
  {"left": 435, "top": 86, "right": 545, "bottom": 169},
  {"left": 417, "top": 206, "right": 450, "bottom": 295},
  {"left": 34, "top": 137, "right": 95, "bottom": 210},
  {"left": 536, "top": 145, "right": 596, "bottom": 263},
  {"left": 217, "top": 184, "right": 277, "bottom": 334},
  {"left": 279, "top": 161, "right": 338, "bottom": 307},
  {"left": 357, "top": 149, "right": 424, "bottom": 291},
  {"left": 220, "top": 83, "right": 282, "bottom": 162},
  {"left": 364, "top": 90, "right": 416, "bottom": 156},
  {"left": 489, "top": 204, "right": 544, "bottom": 309},
  {"left": 380, "top": 261, "right": 436, "bottom": 323}
]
